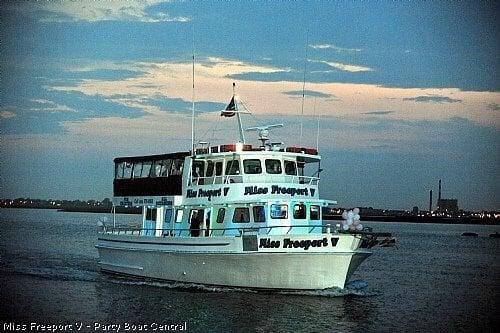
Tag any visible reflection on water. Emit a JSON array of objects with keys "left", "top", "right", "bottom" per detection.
[{"left": 1, "top": 209, "right": 499, "bottom": 332}]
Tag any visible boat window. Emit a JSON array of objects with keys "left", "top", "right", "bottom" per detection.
[
  {"left": 123, "top": 162, "right": 133, "bottom": 178},
  {"left": 216, "top": 208, "right": 226, "bottom": 224},
  {"left": 243, "top": 159, "right": 262, "bottom": 174},
  {"left": 271, "top": 204, "right": 288, "bottom": 219},
  {"left": 293, "top": 203, "right": 306, "bottom": 219},
  {"left": 206, "top": 161, "right": 215, "bottom": 177},
  {"left": 266, "top": 159, "right": 282, "bottom": 174},
  {"left": 115, "top": 162, "right": 125, "bottom": 179},
  {"left": 151, "top": 159, "right": 172, "bottom": 177},
  {"left": 215, "top": 161, "right": 223, "bottom": 176},
  {"left": 192, "top": 160, "right": 205, "bottom": 177},
  {"left": 175, "top": 209, "right": 183, "bottom": 223},
  {"left": 170, "top": 159, "right": 184, "bottom": 176},
  {"left": 310, "top": 205, "right": 320, "bottom": 220},
  {"left": 164, "top": 209, "right": 173, "bottom": 223},
  {"left": 146, "top": 208, "right": 157, "bottom": 221},
  {"left": 141, "top": 161, "right": 152, "bottom": 178},
  {"left": 253, "top": 206, "right": 266, "bottom": 222},
  {"left": 132, "top": 162, "right": 143, "bottom": 178},
  {"left": 233, "top": 207, "right": 250, "bottom": 223},
  {"left": 189, "top": 209, "right": 204, "bottom": 237},
  {"left": 225, "top": 159, "right": 240, "bottom": 175},
  {"left": 284, "top": 160, "right": 297, "bottom": 175}
]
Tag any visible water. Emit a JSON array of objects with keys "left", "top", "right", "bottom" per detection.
[{"left": 1, "top": 208, "right": 499, "bottom": 332}]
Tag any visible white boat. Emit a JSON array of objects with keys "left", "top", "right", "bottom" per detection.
[{"left": 96, "top": 87, "right": 394, "bottom": 290}]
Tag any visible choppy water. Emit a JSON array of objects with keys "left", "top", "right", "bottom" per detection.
[{"left": 0, "top": 208, "right": 499, "bottom": 332}]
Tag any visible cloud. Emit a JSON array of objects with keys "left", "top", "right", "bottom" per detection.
[
  {"left": 30, "top": 99, "right": 76, "bottom": 113},
  {"left": 10, "top": 0, "right": 190, "bottom": 23},
  {"left": 309, "top": 43, "right": 362, "bottom": 53},
  {"left": 363, "top": 111, "right": 395, "bottom": 115},
  {"left": 486, "top": 103, "right": 499, "bottom": 111},
  {"left": 1, "top": 111, "right": 16, "bottom": 119},
  {"left": 310, "top": 60, "right": 374, "bottom": 73},
  {"left": 282, "top": 90, "right": 335, "bottom": 98},
  {"left": 403, "top": 95, "right": 462, "bottom": 103}
]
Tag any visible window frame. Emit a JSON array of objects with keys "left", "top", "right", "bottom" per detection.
[
  {"left": 252, "top": 206, "right": 266, "bottom": 222},
  {"left": 243, "top": 159, "right": 262, "bottom": 174},
  {"left": 225, "top": 159, "right": 240, "bottom": 175},
  {"left": 293, "top": 203, "right": 306, "bottom": 219},
  {"left": 310, "top": 205, "right": 321, "bottom": 220},
  {"left": 216, "top": 208, "right": 226, "bottom": 224},
  {"left": 265, "top": 159, "right": 282, "bottom": 174},
  {"left": 284, "top": 160, "right": 297, "bottom": 176},
  {"left": 270, "top": 204, "right": 288, "bottom": 219},
  {"left": 232, "top": 207, "right": 250, "bottom": 223}
]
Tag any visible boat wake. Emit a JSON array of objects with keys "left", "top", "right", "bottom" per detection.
[
  {"left": 107, "top": 276, "right": 257, "bottom": 293},
  {"left": 278, "top": 280, "right": 377, "bottom": 297}
]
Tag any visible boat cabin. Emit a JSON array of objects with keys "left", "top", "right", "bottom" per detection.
[{"left": 112, "top": 143, "right": 333, "bottom": 238}]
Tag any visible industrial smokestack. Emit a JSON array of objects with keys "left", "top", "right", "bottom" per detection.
[
  {"left": 438, "top": 179, "right": 442, "bottom": 201},
  {"left": 429, "top": 189, "right": 433, "bottom": 213}
]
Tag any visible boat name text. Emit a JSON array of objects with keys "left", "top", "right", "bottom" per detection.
[
  {"left": 244, "top": 185, "right": 315, "bottom": 197},
  {"left": 259, "top": 237, "right": 338, "bottom": 250},
  {"left": 187, "top": 187, "right": 230, "bottom": 201}
]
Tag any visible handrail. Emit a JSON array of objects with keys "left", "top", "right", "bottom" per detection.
[
  {"left": 99, "top": 224, "right": 335, "bottom": 237},
  {"left": 190, "top": 174, "right": 320, "bottom": 186}
]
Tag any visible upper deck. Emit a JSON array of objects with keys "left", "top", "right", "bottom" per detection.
[{"left": 113, "top": 144, "right": 322, "bottom": 204}]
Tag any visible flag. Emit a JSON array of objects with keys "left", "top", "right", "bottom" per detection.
[{"left": 221, "top": 96, "right": 236, "bottom": 117}]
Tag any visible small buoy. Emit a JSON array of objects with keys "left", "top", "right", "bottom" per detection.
[{"left": 183, "top": 271, "right": 186, "bottom": 275}]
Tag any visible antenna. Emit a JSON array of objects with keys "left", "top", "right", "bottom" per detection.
[
  {"left": 190, "top": 12, "right": 196, "bottom": 156},
  {"left": 233, "top": 83, "right": 246, "bottom": 143},
  {"left": 246, "top": 124, "right": 284, "bottom": 149},
  {"left": 314, "top": 97, "right": 320, "bottom": 151},
  {"left": 299, "top": 30, "right": 309, "bottom": 147}
]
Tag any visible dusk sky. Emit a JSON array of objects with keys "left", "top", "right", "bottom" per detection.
[{"left": 1, "top": 1, "right": 498, "bottom": 211}]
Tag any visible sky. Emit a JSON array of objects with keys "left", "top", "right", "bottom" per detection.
[{"left": 0, "top": 1, "right": 499, "bottom": 211}]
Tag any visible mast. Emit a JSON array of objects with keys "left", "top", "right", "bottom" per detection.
[
  {"left": 299, "top": 31, "right": 309, "bottom": 147},
  {"left": 190, "top": 18, "right": 196, "bottom": 155},
  {"left": 233, "top": 83, "right": 245, "bottom": 143}
]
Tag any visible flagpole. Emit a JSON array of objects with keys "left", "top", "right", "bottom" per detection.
[{"left": 234, "top": 82, "right": 245, "bottom": 143}]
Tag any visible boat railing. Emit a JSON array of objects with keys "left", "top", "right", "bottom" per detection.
[
  {"left": 99, "top": 224, "right": 338, "bottom": 237},
  {"left": 190, "top": 174, "right": 319, "bottom": 186}
]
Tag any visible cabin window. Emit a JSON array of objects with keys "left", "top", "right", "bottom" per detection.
[
  {"left": 310, "top": 205, "right": 320, "bottom": 220},
  {"left": 225, "top": 159, "right": 240, "bottom": 175},
  {"left": 132, "top": 162, "right": 143, "bottom": 178},
  {"left": 151, "top": 159, "right": 172, "bottom": 177},
  {"left": 266, "top": 159, "right": 282, "bottom": 174},
  {"left": 170, "top": 159, "right": 184, "bottom": 175},
  {"left": 206, "top": 161, "right": 215, "bottom": 177},
  {"left": 175, "top": 209, "right": 183, "bottom": 223},
  {"left": 115, "top": 162, "right": 129, "bottom": 179},
  {"left": 243, "top": 159, "right": 262, "bottom": 174},
  {"left": 216, "top": 208, "right": 226, "bottom": 224},
  {"left": 253, "top": 206, "right": 266, "bottom": 222},
  {"left": 293, "top": 204, "right": 306, "bottom": 219},
  {"left": 233, "top": 207, "right": 250, "bottom": 223},
  {"left": 284, "top": 160, "right": 297, "bottom": 175},
  {"left": 122, "top": 162, "right": 133, "bottom": 178},
  {"left": 164, "top": 209, "right": 173, "bottom": 223},
  {"left": 215, "top": 161, "right": 223, "bottom": 176},
  {"left": 141, "top": 161, "right": 152, "bottom": 177},
  {"left": 270, "top": 204, "right": 288, "bottom": 219},
  {"left": 192, "top": 160, "right": 205, "bottom": 181},
  {"left": 146, "top": 208, "right": 157, "bottom": 221}
]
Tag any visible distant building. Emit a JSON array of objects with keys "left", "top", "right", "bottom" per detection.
[
  {"left": 437, "top": 199, "right": 459, "bottom": 213},
  {"left": 412, "top": 206, "right": 419, "bottom": 215}
]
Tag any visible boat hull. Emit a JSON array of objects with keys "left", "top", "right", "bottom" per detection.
[{"left": 96, "top": 234, "right": 371, "bottom": 290}]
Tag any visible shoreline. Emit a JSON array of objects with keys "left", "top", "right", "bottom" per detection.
[{"left": 2, "top": 206, "right": 498, "bottom": 225}]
